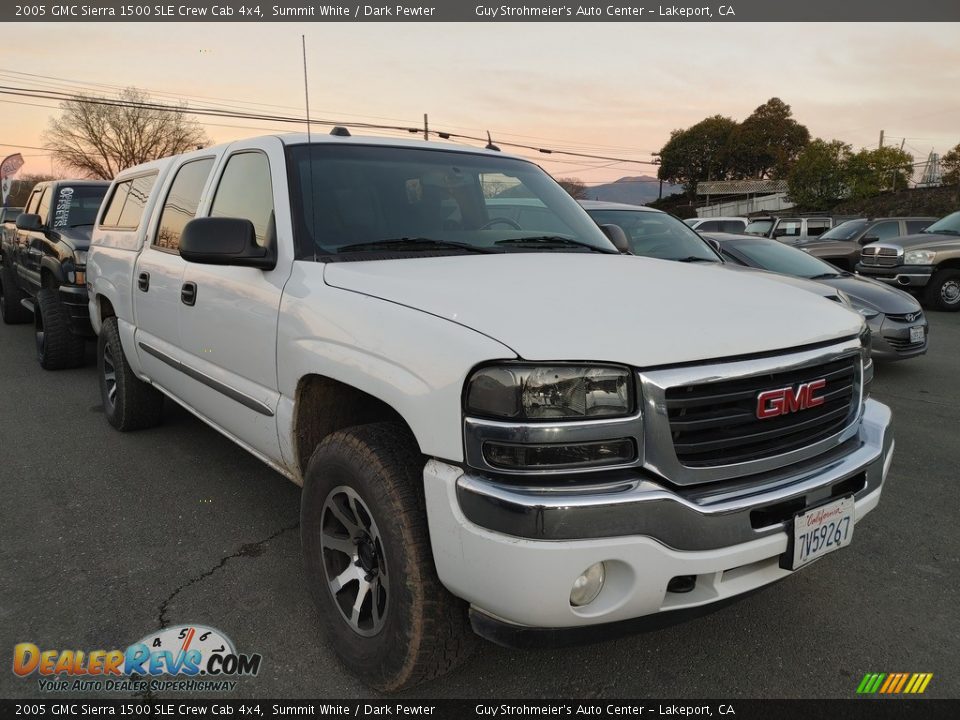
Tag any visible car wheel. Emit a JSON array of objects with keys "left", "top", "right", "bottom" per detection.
[
  {"left": 301, "top": 422, "right": 474, "bottom": 691},
  {"left": 98, "top": 317, "right": 164, "bottom": 431},
  {"left": 924, "top": 269, "right": 960, "bottom": 312},
  {"left": 0, "top": 264, "right": 31, "bottom": 325},
  {"left": 35, "top": 288, "right": 86, "bottom": 369}
]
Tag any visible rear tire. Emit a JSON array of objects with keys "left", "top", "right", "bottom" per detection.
[
  {"left": 35, "top": 288, "right": 86, "bottom": 369},
  {"left": 301, "top": 422, "right": 474, "bottom": 691},
  {"left": 924, "top": 269, "right": 960, "bottom": 312},
  {"left": 98, "top": 316, "right": 164, "bottom": 431},
  {"left": 0, "top": 263, "right": 31, "bottom": 325}
]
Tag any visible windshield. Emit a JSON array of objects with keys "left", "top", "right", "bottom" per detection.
[
  {"left": 584, "top": 208, "right": 721, "bottom": 262},
  {"left": 286, "top": 144, "right": 615, "bottom": 258},
  {"left": 725, "top": 237, "right": 841, "bottom": 278},
  {"left": 49, "top": 186, "right": 107, "bottom": 228},
  {"left": 744, "top": 219, "right": 773, "bottom": 235},
  {"left": 922, "top": 211, "right": 960, "bottom": 235},
  {"left": 819, "top": 219, "right": 868, "bottom": 241},
  {"left": 683, "top": 218, "right": 698, "bottom": 226}
]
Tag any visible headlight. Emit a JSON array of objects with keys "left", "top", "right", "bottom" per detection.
[
  {"left": 73, "top": 250, "right": 88, "bottom": 267},
  {"left": 904, "top": 250, "right": 936, "bottom": 265},
  {"left": 857, "top": 307, "right": 880, "bottom": 319},
  {"left": 465, "top": 364, "right": 633, "bottom": 420}
]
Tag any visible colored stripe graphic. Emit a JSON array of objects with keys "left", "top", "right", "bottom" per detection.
[{"left": 857, "top": 672, "right": 933, "bottom": 694}]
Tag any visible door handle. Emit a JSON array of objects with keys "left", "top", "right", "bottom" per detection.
[
  {"left": 138, "top": 271, "right": 150, "bottom": 292},
  {"left": 181, "top": 281, "right": 197, "bottom": 306}
]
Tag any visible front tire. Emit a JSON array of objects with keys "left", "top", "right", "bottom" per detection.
[
  {"left": 98, "top": 317, "right": 164, "bottom": 431},
  {"left": 35, "top": 288, "right": 86, "bottom": 369},
  {"left": 301, "top": 423, "right": 474, "bottom": 691},
  {"left": 924, "top": 269, "right": 960, "bottom": 312}
]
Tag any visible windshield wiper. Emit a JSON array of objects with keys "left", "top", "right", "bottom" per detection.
[
  {"left": 494, "top": 236, "right": 616, "bottom": 253},
  {"left": 670, "top": 256, "right": 719, "bottom": 263},
  {"left": 336, "top": 237, "right": 498, "bottom": 254},
  {"left": 807, "top": 272, "right": 841, "bottom": 279},
  {"left": 925, "top": 228, "right": 959, "bottom": 236},
  {"left": 68, "top": 222, "right": 94, "bottom": 228}
]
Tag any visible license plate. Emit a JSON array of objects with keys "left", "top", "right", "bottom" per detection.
[
  {"left": 791, "top": 496, "right": 855, "bottom": 570},
  {"left": 910, "top": 326, "right": 924, "bottom": 343}
]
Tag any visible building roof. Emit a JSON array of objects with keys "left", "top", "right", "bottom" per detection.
[{"left": 696, "top": 180, "right": 788, "bottom": 195}]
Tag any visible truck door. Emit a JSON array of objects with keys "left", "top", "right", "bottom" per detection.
[
  {"left": 133, "top": 156, "right": 216, "bottom": 394},
  {"left": 19, "top": 186, "right": 49, "bottom": 294},
  {"left": 177, "top": 142, "right": 291, "bottom": 463}
]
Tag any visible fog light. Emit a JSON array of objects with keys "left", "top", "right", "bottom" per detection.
[
  {"left": 570, "top": 562, "right": 605, "bottom": 607},
  {"left": 483, "top": 438, "right": 635, "bottom": 470}
]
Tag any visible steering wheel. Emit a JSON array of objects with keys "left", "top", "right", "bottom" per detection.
[{"left": 481, "top": 217, "right": 522, "bottom": 230}]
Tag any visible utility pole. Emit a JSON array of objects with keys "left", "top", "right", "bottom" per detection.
[
  {"left": 424, "top": 114, "right": 429, "bottom": 142},
  {"left": 879, "top": 130, "right": 884, "bottom": 148}
]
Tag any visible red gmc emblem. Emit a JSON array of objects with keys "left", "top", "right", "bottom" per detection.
[{"left": 756, "top": 379, "right": 827, "bottom": 419}]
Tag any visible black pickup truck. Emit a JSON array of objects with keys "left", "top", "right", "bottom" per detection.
[{"left": 0, "top": 180, "right": 109, "bottom": 368}]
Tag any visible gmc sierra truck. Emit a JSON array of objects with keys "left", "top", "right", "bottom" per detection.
[
  {"left": 0, "top": 180, "right": 109, "bottom": 368},
  {"left": 85, "top": 132, "right": 893, "bottom": 690}
]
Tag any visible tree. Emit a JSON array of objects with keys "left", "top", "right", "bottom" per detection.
[
  {"left": 786, "top": 140, "right": 851, "bottom": 208},
  {"left": 941, "top": 143, "right": 960, "bottom": 186},
  {"left": 845, "top": 146, "right": 914, "bottom": 199},
  {"left": 656, "top": 115, "right": 738, "bottom": 195},
  {"left": 44, "top": 88, "right": 209, "bottom": 179},
  {"left": 729, "top": 98, "right": 810, "bottom": 179},
  {"left": 5, "top": 174, "right": 57, "bottom": 208},
  {"left": 556, "top": 178, "right": 588, "bottom": 199}
]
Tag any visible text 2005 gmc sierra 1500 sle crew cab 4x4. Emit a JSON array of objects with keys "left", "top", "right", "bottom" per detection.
[{"left": 85, "top": 131, "right": 893, "bottom": 690}]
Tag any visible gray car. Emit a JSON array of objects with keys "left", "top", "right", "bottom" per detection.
[{"left": 704, "top": 232, "right": 928, "bottom": 361}]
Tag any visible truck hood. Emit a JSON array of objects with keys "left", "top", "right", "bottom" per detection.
[
  {"left": 878, "top": 232, "right": 959, "bottom": 252},
  {"left": 51, "top": 225, "right": 93, "bottom": 251},
  {"left": 323, "top": 254, "right": 864, "bottom": 367}
]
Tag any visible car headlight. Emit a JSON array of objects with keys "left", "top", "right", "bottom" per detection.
[
  {"left": 856, "top": 306, "right": 880, "bottom": 319},
  {"left": 904, "top": 249, "right": 936, "bottom": 265},
  {"left": 466, "top": 364, "right": 633, "bottom": 421}
]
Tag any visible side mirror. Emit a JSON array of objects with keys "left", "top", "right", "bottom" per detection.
[
  {"left": 180, "top": 217, "right": 276, "bottom": 270},
  {"left": 859, "top": 235, "right": 879, "bottom": 245},
  {"left": 15, "top": 213, "right": 42, "bottom": 231},
  {"left": 706, "top": 237, "right": 722, "bottom": 253},
  {"left": 599, "top": 223, "right": 631, "bottom": 254}
]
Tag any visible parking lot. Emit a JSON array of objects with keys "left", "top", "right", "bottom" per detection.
[{"left": 1, "top": 311, "right": 958, "bottom": 700}]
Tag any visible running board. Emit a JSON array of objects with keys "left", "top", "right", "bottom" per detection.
[{"left": 20, "top": 298, "right": 35, "bottom": 313}]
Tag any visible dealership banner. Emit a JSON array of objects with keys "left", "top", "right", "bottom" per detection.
[
  {"left": 0, "top": 152, "right": 24, "bottom": 205},
  {"left": 3, "top": 0, "right": 960, "bottom": 22}
]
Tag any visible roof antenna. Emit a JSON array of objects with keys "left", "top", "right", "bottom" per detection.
[
  {"left": 485, "top": 131, "right": 500, "bottom": 152},
  {"left": 302, "top": 35, "right": 318, "bottom": 261}
]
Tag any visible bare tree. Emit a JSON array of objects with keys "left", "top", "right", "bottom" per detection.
[
  {"left": 557, "top": 177, "right": 589, "bottom": 199},
  {"left": 44, "top": 88, "right": 210, "bottom": 179}
]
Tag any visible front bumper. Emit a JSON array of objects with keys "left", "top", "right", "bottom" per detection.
[
  {"left": 424, "top": 399, "right": 893, "bottom": 630},
  {"left": 59, "top": 284, "right": 94, "bottom": 337},
  {"left": 855, "top": 264, "right": 933, "bottom": 289},
  {"left": 868, "top": 314, "right": 928, "bottom": 361}
]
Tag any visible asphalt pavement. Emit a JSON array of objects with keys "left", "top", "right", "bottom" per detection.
[{"left": 1, "top": 312, "right": 958, "bottom": 699}]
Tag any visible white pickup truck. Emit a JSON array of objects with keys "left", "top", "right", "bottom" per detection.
[{"left": 86, "top": 132, "right": 893, "bottom": 690}]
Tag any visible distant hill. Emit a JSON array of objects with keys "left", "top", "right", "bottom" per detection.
[{"left": 584, "top": 176, "right": 683, "bottom": 206}]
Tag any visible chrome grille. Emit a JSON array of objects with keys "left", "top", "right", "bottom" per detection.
[{"left": 861, "top": 246, "right": 901, "bottom": 267}]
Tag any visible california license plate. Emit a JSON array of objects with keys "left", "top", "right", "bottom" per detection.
[
  {"left": 791, "top": 496, "right": 855, "bottom": 570},
  {"left": 910, "top": 326, "right": 924, "bottom": 343}
]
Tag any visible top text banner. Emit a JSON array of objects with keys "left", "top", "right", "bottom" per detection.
[{"left": 4, "top": 0, "right": 960, "bottom": 22}]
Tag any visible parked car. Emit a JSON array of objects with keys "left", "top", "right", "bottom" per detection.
[
  {"left": 856, "top": 210, "right": 960, "bottom": 311},
  {"left": 0, "top": 180, "right": 109, "bottom": 368},
  {"left": 745, "top": 215, "right": 853, "bottom": 244},
  {"left": 86, "top": 133, "right": 890, "bottom": 690},
  {"left": 683, "top": 216, "right": 749, "bottom": 233},
  {"left": 744, "top": 215, "right": 775, "bottom": 236},
  {"left": 797, "top": 217, "right": 936, "bottom": 270},
  {"left": 580, "top": 201, "right": 853, "bottom": 305},
  {"left": 703, "top": 232, "right": 928, "bottom": 361}
]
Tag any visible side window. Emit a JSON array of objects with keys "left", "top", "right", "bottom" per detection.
[
  {"left": 720, "top": 249, "right": 746, "bottom": 265},
  {"left": 116, "top": 174, "right": 157, "bottom": 229},
  {"left": 774, "top": 219, "right": 802, "bottom": 238},
  {"left": 698, "top": 221, "right": 721, "bottom": 232},
  {"left": 871, "top": 221, "right": 900, "bottom": 242},
  {"left": 721, "top": 220, "right": 746, "bottom": 233},
  {"left": 36, "top": 187, "right": 52, "bottom": 225},
  {"left": 100, "top": 181, "right": 132, "bottom": 228},
  {"left": 906, "top": 220, "right": 932, "bottom": 234},
  {"left": 210, "top": 152, "right": 274, "bottom": 247},
  {"left": 806, "top": 219, "right": 831, "bottom": 237},
  {"left": 153, "top": 158, "right": 215, "bottom": 252},
  {"left": 25, "top": 189, "right": 42, "bottom": 215}
]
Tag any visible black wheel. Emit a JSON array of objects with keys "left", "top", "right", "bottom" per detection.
[
  {"left": 0, "top": 263, "right": 31, "bottom": 325},
  {"left": 924, "top": 269, "right": 960, "bottom": 312},
  {"left": 35, "top": 288, "right": 86, "bottom": 369},
  {"left": 301, "top": 422, "right": 474, "bottom": 691},
  {"left": 98, "top": 316, "right": 164, "bottom": 431}
]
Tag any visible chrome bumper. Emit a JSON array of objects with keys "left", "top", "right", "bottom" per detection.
[{"left": 456, "top": 398, "right": 892, "bottom": 551}]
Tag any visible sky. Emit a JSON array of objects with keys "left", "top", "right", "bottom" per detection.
[{"left": 1, "top": 22, "right": 958, "bottom": 185}]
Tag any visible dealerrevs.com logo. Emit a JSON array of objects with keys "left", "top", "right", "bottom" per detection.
[{"left": 13, "top": 625, "right": 262, "bottom": 693}]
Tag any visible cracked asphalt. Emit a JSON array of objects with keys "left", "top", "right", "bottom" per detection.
[{"left": 1, "top": 312, "right": 958, "bottom": 700}]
